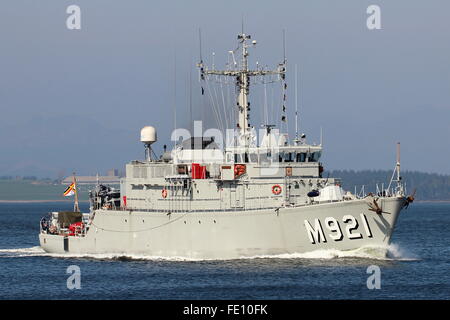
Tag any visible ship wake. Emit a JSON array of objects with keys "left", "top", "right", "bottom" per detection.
[
  {"left": 247, "top": 243, "right": 419, "bottom": 261},
  {"left": 0, "top": 243, "right": 419, "bottom": 262}
]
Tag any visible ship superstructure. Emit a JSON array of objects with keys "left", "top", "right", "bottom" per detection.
[{"left": 39, "top": 30, "right": 414, "bottom": 259}]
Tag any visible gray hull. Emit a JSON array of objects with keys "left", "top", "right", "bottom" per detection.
[{"left": 39, "top": 197, "right": 405, "bottom": 259}]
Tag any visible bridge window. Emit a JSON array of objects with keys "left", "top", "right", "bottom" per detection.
[
  {"left": 260, "top": 152, "right": 277, "bottom": 164},
  {"left": 307, "top": 152, "right": 321, "bottom": 162},
  {"left": 249, "top": 153, "right": 258, "bottom": 163},
  {"left": 259, "top": 153, "right": 270, "bottom": 163},
  {"left": 296, "top": 152, "right": 306, "bottom": 162},
  {"left": 284, "top": 152, "right": 294, "bottom": 162}
]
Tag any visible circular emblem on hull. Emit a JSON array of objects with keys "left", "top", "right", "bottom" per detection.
[{"left": 272, "top": 185, "right": 282, "bottom": 195}]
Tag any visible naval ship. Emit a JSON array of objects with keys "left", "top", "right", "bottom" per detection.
[{"left": 39, "top": 30, "right": 415, "bottom": 259}]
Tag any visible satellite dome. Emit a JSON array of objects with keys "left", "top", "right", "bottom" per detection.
[{"left": 140, "top": 126, "right": 157, "bottom": 144}]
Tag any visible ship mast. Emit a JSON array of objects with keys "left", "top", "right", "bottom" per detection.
[
  {"left": 72, "top": 172, "right": 80, "bottom": 212},
  {"left": 198, "top": 30, "right": 286, "bottom": 148}
]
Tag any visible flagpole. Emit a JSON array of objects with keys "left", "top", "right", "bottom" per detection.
[{"left": 73, "top": 172, "right": 80, "bottom": 212}]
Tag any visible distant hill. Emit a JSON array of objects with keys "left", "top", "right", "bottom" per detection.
[
  {"left": 0, "top": 179, "right": 90, "bottom": 201},
  {"left": 326, "top": 170, "right": 450, "bottom": 201},
  {"left": 1, "top": 170, "right": 450, "bottom": 201}
]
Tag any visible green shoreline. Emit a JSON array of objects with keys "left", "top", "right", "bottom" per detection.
[
  {"left": 0, "top": 200, "right": 90, "bottom": 203},
  {"left": 0, "top": 199, "right": 448, "bottom": 203}
]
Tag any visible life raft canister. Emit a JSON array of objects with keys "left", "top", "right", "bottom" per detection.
[
  {"left": 234, "top": 164, "right": 246, "bottom": 178},
  {"left": 272, "top": 184, "right": 282, "bottom": 195},
  {"left": 68, "top": 222, "right": 84, "bottom": 236},
  {"left": 162, "top": 188, "right": 168, "bottom": 198}
]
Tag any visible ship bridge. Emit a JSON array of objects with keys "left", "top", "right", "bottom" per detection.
[
  {"left": 224, "top": 144, "right": 322, "bottom": 164},
  {"left": 172, "top": 137, "right": 224, "bottom": 163}
]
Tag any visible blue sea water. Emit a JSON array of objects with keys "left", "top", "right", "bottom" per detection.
[{"left": 0, "top": 202, "right": 448, "bottom": 300}]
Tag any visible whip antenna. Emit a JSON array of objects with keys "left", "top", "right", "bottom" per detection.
[
  {"left": 199, "top": 28, "right": 203, "bottom": 64},
  {"left": 295, "top": 64, "right": 299, "bottom": 144}
]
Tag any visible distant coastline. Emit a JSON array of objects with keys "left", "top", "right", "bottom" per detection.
[
  {"left": 415, "top": 200, "right": 450, "bottom": 203},
  {"left": 0, "top": 200, "right": 90, "bottom": 203},
  {"left": 2, "top": 170, "right": 450, "bottom": 202},
  {"left": 0, "top": 199, "right": 449, "bottom": 204}
]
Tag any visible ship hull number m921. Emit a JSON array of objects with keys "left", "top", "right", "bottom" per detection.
[{"left": 304, "top": 214, "right": 373, "bottom": 244}]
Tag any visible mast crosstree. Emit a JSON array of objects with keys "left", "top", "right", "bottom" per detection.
[{"left": 198, "top": 31, "right": 286, "bottom": 148}]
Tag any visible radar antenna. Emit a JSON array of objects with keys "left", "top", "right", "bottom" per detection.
[{"left": 198, "top": 29, "right": 286, "bottom": 148}]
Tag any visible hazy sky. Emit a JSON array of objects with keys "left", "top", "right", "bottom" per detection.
[{"left": 0, "top": 0, "right": 449, "bottom": 178}]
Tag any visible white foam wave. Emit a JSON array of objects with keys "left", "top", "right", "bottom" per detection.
[
  {"left": 245, "top": 244, "right": 419, "bottom": 261},
  {"left": 0, "top": 247, "right": 205, "bottom": 261},
  {"left": 384, "top": 243, "right": 419, "bottom": 261},
  {"left": 0, "top": 243, "right": 419, "bottom": 262},
  {"left": 0, "top": 246, "right": 46, "bottom": 257}
]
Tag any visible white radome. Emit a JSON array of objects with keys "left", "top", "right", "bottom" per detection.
[{"left": 140, "top": 126, "right": 157, "bottom": 144}]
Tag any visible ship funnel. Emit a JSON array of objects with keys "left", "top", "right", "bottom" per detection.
[{"left": 140, "top": 126, "right": 157, "bottom": 161}]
